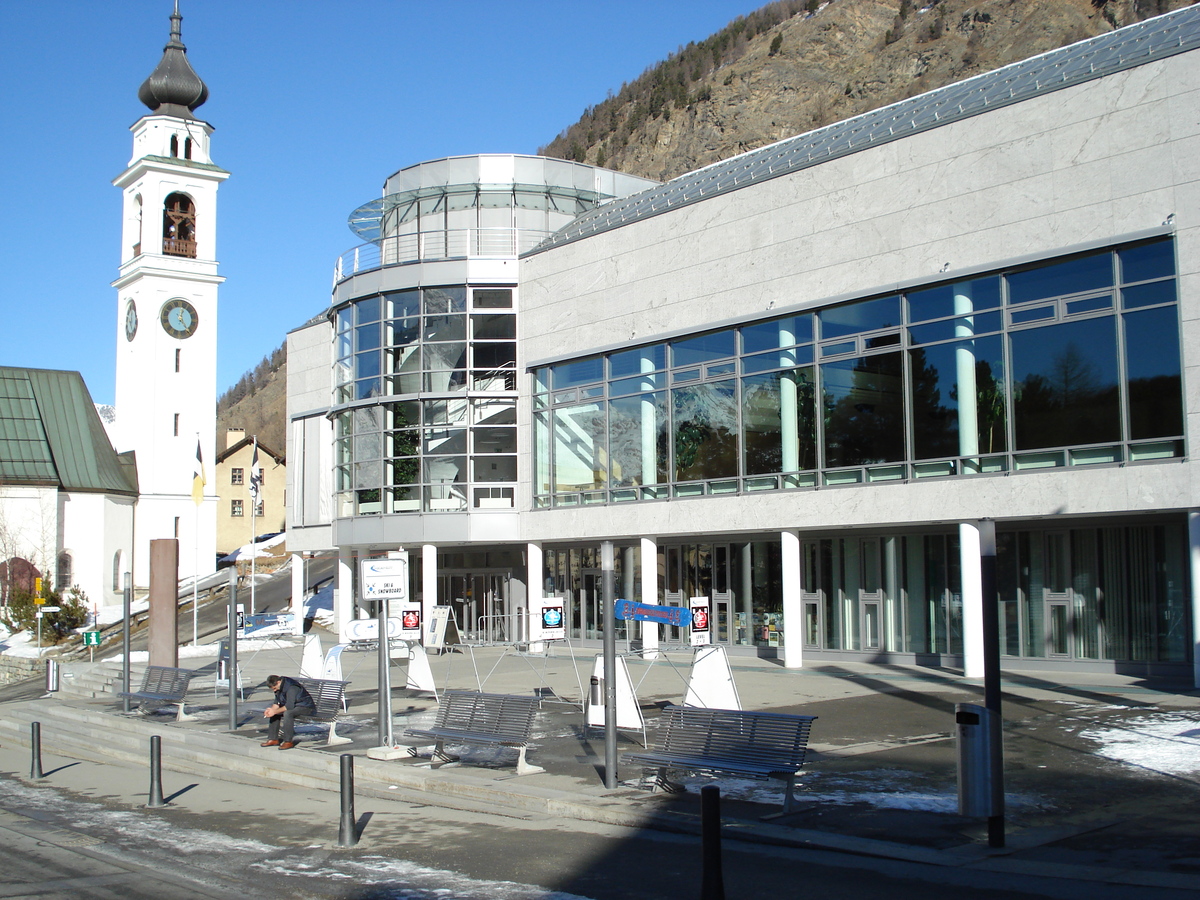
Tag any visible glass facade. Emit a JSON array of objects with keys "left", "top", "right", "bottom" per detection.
[
  {"left": 534, "top": 238, "right": 1182, "bottom": 505},
  {"left": 333, "top": 286, "right": 517, "bottom": 516}
]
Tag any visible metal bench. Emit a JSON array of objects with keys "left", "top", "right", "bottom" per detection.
[
  {"left": 119, "top": 665, "right": 199, "bottom": 722},
  {"left": 295, "top": 677, "right": 351, "bottom": 747},
  {"left": 403, "top": 690, "right": 543, "bottom": 776},
  {"left": 623, "top": 705, "right": 817, "bottom": 813}
]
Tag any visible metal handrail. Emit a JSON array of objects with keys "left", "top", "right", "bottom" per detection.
[{"left": 333, "top": 228, "right": 553, "bottom": 285}]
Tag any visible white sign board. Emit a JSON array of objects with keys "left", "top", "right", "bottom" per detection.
[
  {"left": 690, "top": 596, "right": 711, "bottom": 647},
  {"left": 359, "top": 556, "right": 409, "bottom": 602},
  {"left": 425, "top": 606, "right": 451, "bottom": 648},
  {"left": 344, "top": 617, "right": 404, "bottom": 642},
  {"left": 538, "top": 597, "right": 566, "bottom": 641}
]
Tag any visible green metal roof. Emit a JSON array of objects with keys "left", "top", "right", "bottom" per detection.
[{"left": 0, "top": 367, "right": 138, "bottom": 495}]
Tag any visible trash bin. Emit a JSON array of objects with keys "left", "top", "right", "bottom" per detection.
[
  {"left": 590, "top": 675, "right": 603, "bottom": 707},
  {"left": 956, "top": 702, "right": 1003, "bottom": 817},
  {"left": 45, "top": 659, "right": 60, "bottom": 693}
]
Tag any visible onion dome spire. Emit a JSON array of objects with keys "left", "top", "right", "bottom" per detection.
[{"left": 137, "top": 1, "right": 209, "bottom": 120}]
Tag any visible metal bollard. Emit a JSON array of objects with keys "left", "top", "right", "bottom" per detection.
[
  {"left": 147, "top": 735, "right": 166, "bottom": 808},
  {"left": 338, "top": 754, "right": 358, "bottom": 847},
  {"left": 30, "top": 722, "right": 45, "bottom": 779},
  {"left": 700, "top": 785, "right": 725, "bottom": 900},
  {"left": 45, "top": 659, "right": 60, "bottom": 693},
  {"left": 589, "top": 675, "right": 602, "bottom": 707}
]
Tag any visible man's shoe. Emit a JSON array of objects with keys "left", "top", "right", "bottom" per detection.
[
  {"left": 260, "top": 740, "right": 280, "bottom": 747},
  {"left": 279, "top": 741, "right": 296, "bottom": 750}
]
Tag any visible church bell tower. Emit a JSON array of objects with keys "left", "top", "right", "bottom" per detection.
[{"left": 113, "top": 2, "right": 227, "bottom": 585}]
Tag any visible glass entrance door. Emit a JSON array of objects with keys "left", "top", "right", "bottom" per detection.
[
  {"left": 439, "top": 570, "right": 510, "bottom": 642},
  {"left": 1043, "top": 532, "right": 1073, "bottom": 658}
]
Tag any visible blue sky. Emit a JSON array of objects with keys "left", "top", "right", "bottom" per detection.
[{"left": 0, "top": 1, "right": 760, "bottom": 406}]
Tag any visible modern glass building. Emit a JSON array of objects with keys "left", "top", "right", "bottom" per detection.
[{"left": 290, "top": 8, "right": 1200, "bottom": 683}]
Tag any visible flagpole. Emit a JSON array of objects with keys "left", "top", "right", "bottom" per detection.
[
  {"left": 250, "top": 436, "right": 258, "bottom": 615},
  {"left": 191, "top": 435, "right": 205, "bottom": 646}
]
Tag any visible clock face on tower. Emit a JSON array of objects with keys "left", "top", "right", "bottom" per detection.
[
  {"left": 124, "top": 299, "right": 137, "bottom": 341},
  {"left": 160, "top": 298, "right": 199, "bottom": 339}
]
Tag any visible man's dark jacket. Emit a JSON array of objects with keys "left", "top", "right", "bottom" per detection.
[{"left": 274, "top": 676, "right": 315, "bottom": 711}]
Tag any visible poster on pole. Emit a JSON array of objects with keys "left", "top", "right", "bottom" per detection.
[
  {"left": 689, "top": 596, "right": 711, "bottom": 647},
  {"left": 359, "top": 556, "right": 409, "bottom": 603},
  {"left": 538, "top": 597, "right": 566, "bottom": 641}
]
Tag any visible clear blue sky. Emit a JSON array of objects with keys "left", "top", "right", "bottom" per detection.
[{"left": 0, "top": 1, "right": 760, "bottom": 407}]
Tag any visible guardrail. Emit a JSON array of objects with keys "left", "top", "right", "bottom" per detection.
[{"left": 334, "top": 228, "right": 553, "bottom": 285}]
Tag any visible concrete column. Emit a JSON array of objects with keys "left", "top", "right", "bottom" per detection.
[
  {"left": 740, "top": 542, "right": 754, "bottom": 647},
  {"left": 779, "top": 321, "right": 799, "bottom": 474},
  {"left": 335, "top": 550, "right": 354, "bottom": 644},
  {"left": 527, "top": 541, "right": 544, "bottom": 650},
  {"left": 148, "top": 539, "right": 179, "bottom": 668},
  {"left": 422, "top": 543, "right": 438, "bottom": 632},
  {"left": 290, "top": 552, "right": 305, "bottom": 636},
  {"left": 954, "top": 283, "right": 980, "bottom": 474},
  {"left": 641, "top": 349, "right": 659, "bottom": 493},
  {"left": 960, "top": 522, "right": 985, "bottom": 679},
  {"left": 640, "top": 536, "right": 659, "bottom": 655},
  {"left": 781, "top": 530, "right": 803, "bottom": 669},
  {"left": 1189, "top": 512, "right": 1200, "bottom": 690}
]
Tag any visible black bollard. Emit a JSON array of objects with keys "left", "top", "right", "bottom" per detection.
[
  {"left": 30, "top": 722, "right": 45, "bottom": 779},
  {"left": 700, "top": 785, "right": 725, "bottom": 900},
  {"left": 147, "top": 735, "right": 166, "bottom": 808},
  {"left": 338, "top": 754, "right": 357, "bottom": 847}
]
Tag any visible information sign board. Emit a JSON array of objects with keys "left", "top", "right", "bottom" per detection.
[
  {"left": 689, "top": 596, "right": 711, "bottom": 647},
  {"left": 614, "top": 599, "right": 692, "bottom": 628},
  {"left": 359, "top": 557, "right": 409, "bottom": 602},
  {"left": 82, "top": 631, "right": 102, "bottom": 646},
  {"left": 539, "top": 598, "right": 565, "bottom": 640}
]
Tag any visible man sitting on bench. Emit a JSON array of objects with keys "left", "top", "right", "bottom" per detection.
[{"left": 261, "top": 675, "right": 316, "bottom": 750}]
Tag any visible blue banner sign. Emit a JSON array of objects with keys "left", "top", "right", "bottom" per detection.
[{"left": 614, "top": 599, "right": 693, "bottom": 628}]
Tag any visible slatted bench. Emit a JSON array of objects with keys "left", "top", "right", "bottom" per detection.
[
  {"left": 403, "top": 690, "right": 544, "bottom": 776},
  {"left": 119, "top": 666, "right": 199, "bottom": 722},
  {"left": 623, "top": 705, "right": 817, "bottom": 813},
  {"left": 295, "top": 677, "right": 351, "bottom": 747}
]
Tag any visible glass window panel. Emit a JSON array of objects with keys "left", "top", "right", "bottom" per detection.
[
  {"left": 743, "top": 368, "right": 817, "bottom": 475},
  {"left": 822, "top": 352, "right": 905, "bottom": 466},
  {"left": 389, "top": 430, "right": 419, "bottom": 462},
  {"left": 609, "top": 345, "right": 665, "bottom": 377},
  {"left": 910, "top": 335, "right": 1006, "bottom": 460},
  {"left": 1011, "top": 305, "right": 1055, "bottom": 324},
  {"left": 611, "top": 374, "right": 660, "bottom": 396},
  {"left": 472, "top": 313, "right": 516, "bottom": 339},
  {"left": 384, "top": 289, "right": 420, "bottom": 319},
  {"left": 1119, "top": 240, "right": 1174, "bottom": 283},
  {"left": 423, "top": 342, "right": 466, "bottom": 371},
  {"left": 356, "top": 323, "right": 380, "bottom": 352},
  {"left": 1007, "top": 252, "right": 1112, "bottom": 305},
  {"left": 820, "top": 295, "right": 900, "bottom": 339},
  {"left": 820, "top": 340, "right": 857, "bottom": 357},
  {"left": 741, "top": 314, "right": 813, "bottom": 353},
  {"left": 472, "top": 426, "right": 516, "bottom": 454},
  {"left": 553, "top": 357, "right": 604, "bottom": 389},
  {"left": 906, "top": 277, "right": 1001, "bottom": 323},
  {"left": 423, "top": 312, "right": 465, "bottom": 343},
  {"left": 337, "top": 307, "right": 352, "bottom": 334},
  {"left": 424, "top": 427, "right": 466, "bottom": 455},
  {"left": 534, "top": 367, "right": 551, "bottom": 394},
  {"left": 707, "top": 362, "right": 736, "bottom": 377},
  {"left": 865, "top": 333, "right": 900, "bottom": 349},
  {"left": 1125, "top": 306, "right": 1183, "bottom": 440},
  {"left": 1010, "top": 317, "right": 1119, "bottom": 450},
  {"left": 387, "top": 400, "right": 421, "bottom": 429},
  {"left": 355, "top": 295, "right": 381, "bottom": 325},
  {"left": 387, "top": 316, "right": 420, "bottom": 347},
  {"left": 472, "top": 342, "right": 515, "bottom": 372},
  {"left": 672, "top": 380, "right": 738, "bottom": 482},
  {"left": 1122, "top": 280, "right": 1176, "bottom": 309},
  {"left": 672, "top": 331, "right": 736, "bottom": 368},
  {"left": 673, "top": 368, "right": 701, "bottom": 383},
  {"left": 553, "top": 403, "right": 606, "bottom": 492},
  {"left": 425, "top": 398, "right": 469, "bottom": 426},
  {"left": 424, "top": 369, "right": 467, "bottom": 392},
  {"left": 471, "top": 398, "right": 516, "bottom": 424},
  {"left": 354, "top": 431, "right": 381, "bottom": 461},
  {"left": 336, "top": 331, "right": 352, "bottom": 360},
  {"left": 608, "top": 392, "right": 668, "bottom": 488},
  {"left": 355, "top": 350, "right": 380, "bottom": 379},
  {"left": 473, "top": 288, "right": 513, "bottom": 309},
  {"left": 423, "top": 286, "right": 466, "bottom": 315},
  {"left": 473, "top": 456, "right": 517, "bottom": 482},
  {"left": 1066, "top": 295, "right": 1112, "bottom": 316},
  {"left": 908, "top": 311, "right": 1002, "bottom": 344}
]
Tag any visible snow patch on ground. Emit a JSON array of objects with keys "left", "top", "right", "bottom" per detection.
[{"left": 1079, "top": 711, "right": 1200, "bottom": 779}]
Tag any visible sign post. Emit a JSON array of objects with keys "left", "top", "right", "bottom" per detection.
[
  {"left": 360, "top": 553, "right": 409, "bottom": 749},
  {"left": 83, "top": 629, "right": 101, "bottom": 662}
]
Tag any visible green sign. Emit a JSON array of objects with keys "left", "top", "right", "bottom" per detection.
[{"left": 82, "top": 631, "right": 102, "bottom": 647}]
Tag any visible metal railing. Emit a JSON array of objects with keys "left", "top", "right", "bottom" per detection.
[{"left": 333, "top": 228, "right": 553, "bottom": 285}]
